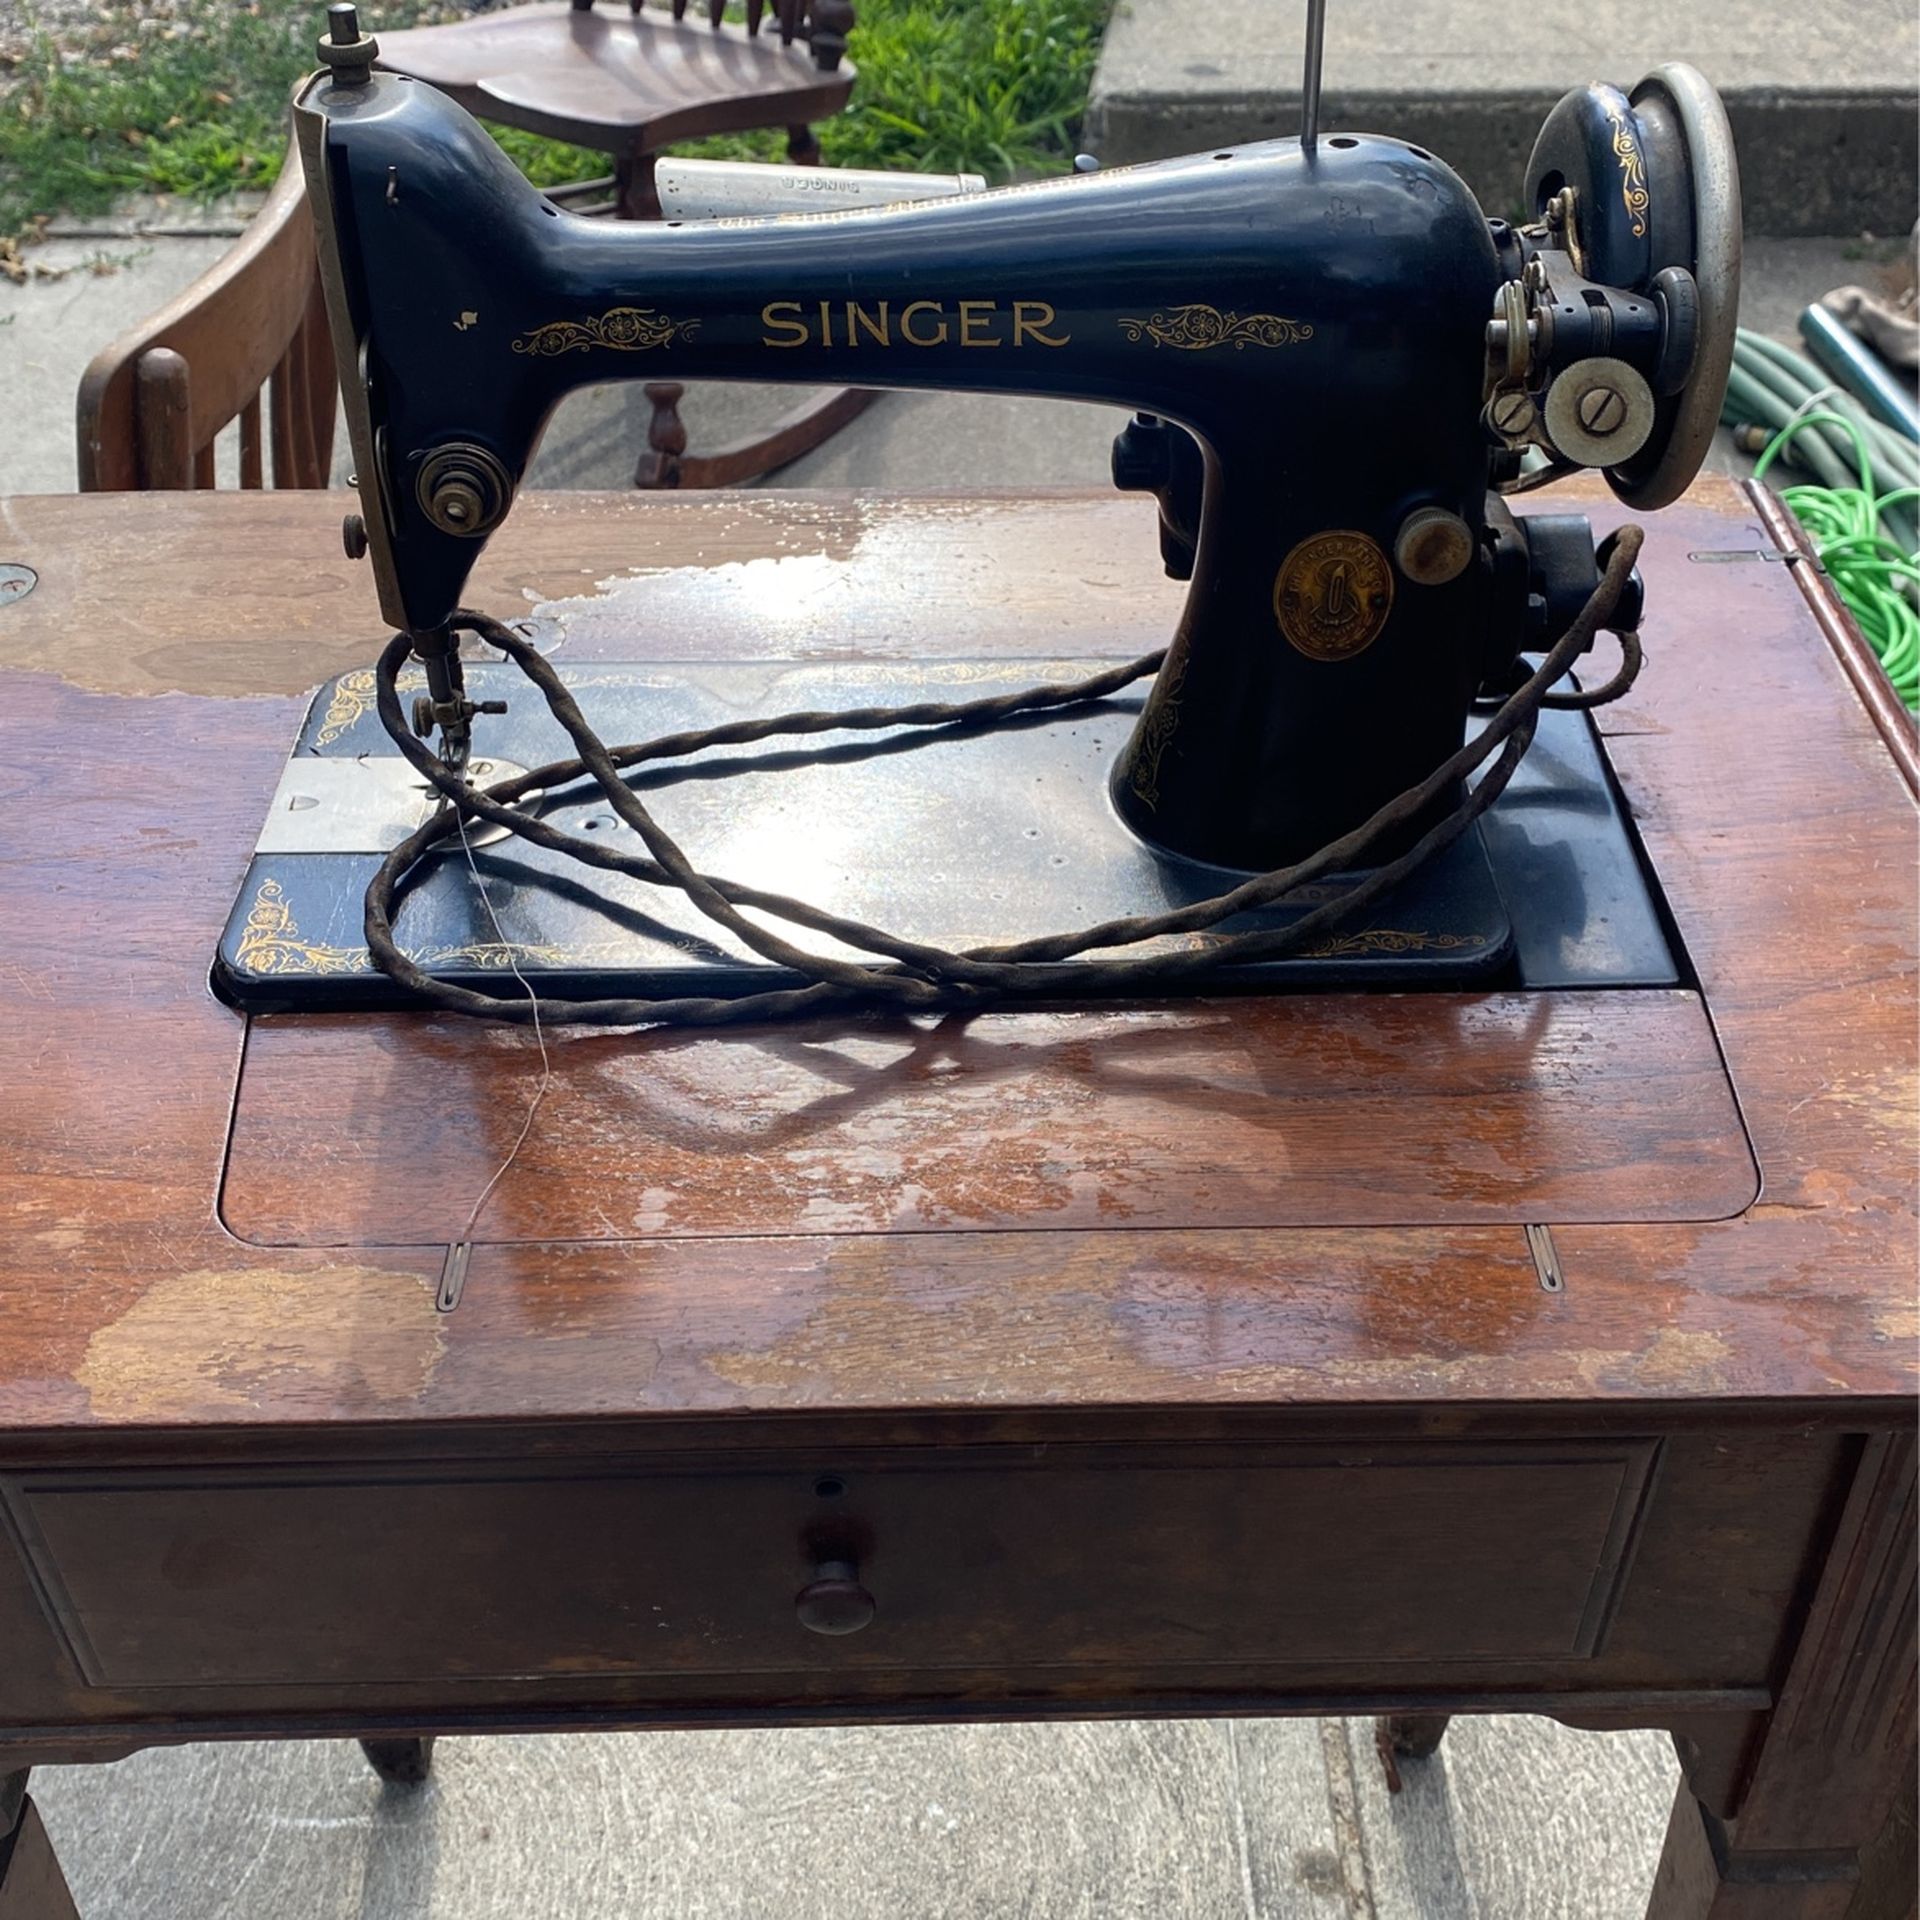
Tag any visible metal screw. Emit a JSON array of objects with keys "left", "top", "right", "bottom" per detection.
[
  {"left": 1489, "top": 390, "right": 1536, "bottom": 438},
  {"left": 1576, "top": 386, "right": 1628, "bottom": 436},
  {"left": 341, "top": 513, "right": 368, "bottom": 560},
  {"left": 327, "top": 3, "right": 360, "bottom": 41}
]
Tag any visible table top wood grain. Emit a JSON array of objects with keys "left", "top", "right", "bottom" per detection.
[{"left": 0, "top": 477, "right": 1912, "bottom": 1443}]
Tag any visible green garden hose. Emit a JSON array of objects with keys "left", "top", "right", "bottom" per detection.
[{"left": 1723, "top": 328, "right": 1920, "bottom": 710}]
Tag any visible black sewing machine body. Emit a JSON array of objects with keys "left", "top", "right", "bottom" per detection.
[
  {"left": 219, "top": 20, "right": 1739, "bottom": 1016},
  {"left": 302, "top": 69, "right": 1516, "bottom": 867}
]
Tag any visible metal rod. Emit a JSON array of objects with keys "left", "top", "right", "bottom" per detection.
[
  {"left": 1800, "top": 302, "right": 1920, "bottom": 444},
  {"left": 654, "top": 157, "right": 985, "bottom": 221},
  {"left": 1301, "top": 0, "right": 1326, "bottom": 154}
]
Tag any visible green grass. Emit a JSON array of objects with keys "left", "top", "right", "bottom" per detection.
[
  {"left": 0, "top": 0, "right": 439, "bottom": 230},
  {"left": 0, "top": 0, "right": 1113, "bottom": 237}
]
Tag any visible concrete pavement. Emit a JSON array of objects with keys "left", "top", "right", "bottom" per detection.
[
  {"left": 33, "top": 1715, "right": 1684, "bottom": 1917},
  {"left": 0, "top": 195, "right": 260, "bottom": 498},
  {"left": 1085, "top": 0, "right": 1919, "bottom": 237}
]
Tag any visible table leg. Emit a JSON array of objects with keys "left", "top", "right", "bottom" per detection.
[
  {"left": 359, "top": 1737, "right": 436, "bottom": 1785},
  {"left": 0, "top": 1771, "right": 81, "bottom": 1920},
  {"left": 1647, "top": 1434, "right": 1917, "bottom": 1920},
  {"left": 1380, "top": 1713, "right": 1453, "bottom": 1761}
]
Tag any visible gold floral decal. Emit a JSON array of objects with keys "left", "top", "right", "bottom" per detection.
[
  {"left": 234, "top": 877, "right": 588, "bottom": 976},
  {"left": 1603, "top": 101, "right": 1650, "bottom": 239},
  {"left": 1176, "top": 925, "right": 1487, "bottom": 956},
  {"left": 1125, "top": 654, "right": 1186, "bottom": 811},
  {"left": 313, "top": 666, "right": 426, "bottom": 748},
  {"left": 1299, "top": 928, "right": 1483, "bottom": 958},
  {"left": 512, "top": 307, "right": 701, "bottom": 356},
  {"left": 314, "top": 670, "right": 376, "bottom": 748},
  {"left": 1119, "top": 305, "right": 1313, "bottom": 350},
  {"left": 234, "top": 877, "right": 367, "bottom": 976}
]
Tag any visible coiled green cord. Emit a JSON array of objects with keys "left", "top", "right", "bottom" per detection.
[
  {"left": 1754, "top": 411, "right": 1920, "bottom": 710},
  {"left": 1725, "top": 329, "right": 1920, "bottom": 711}
]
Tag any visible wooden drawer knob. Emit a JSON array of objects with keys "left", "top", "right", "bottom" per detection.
[{"left": 796, "top": 1558, "right": 875, "bottom": 1635}]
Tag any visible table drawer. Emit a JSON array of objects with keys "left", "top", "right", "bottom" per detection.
[{"left": 7, "top": 1443, "right": 1656, "bottom": 1689}]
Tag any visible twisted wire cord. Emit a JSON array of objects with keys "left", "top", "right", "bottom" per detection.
[{"left": 363, "top": 525, "right": 1645, "bottom": 1028}]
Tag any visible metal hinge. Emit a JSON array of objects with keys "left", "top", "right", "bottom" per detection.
[
  {"left": 1526, "top": 1223, "right": 1565, "bottom": 1293},
  {"left": 1686, "top": 547, "right": 1817, "bottom": 570}
]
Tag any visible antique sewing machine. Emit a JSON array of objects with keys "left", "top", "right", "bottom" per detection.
[{"left": 217, "top": 3, "right": 1740, "bottom": 1019}]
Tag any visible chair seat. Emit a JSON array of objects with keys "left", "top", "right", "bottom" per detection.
[{"left": 375, "top": 5, "right": 854, "bottom": 152}]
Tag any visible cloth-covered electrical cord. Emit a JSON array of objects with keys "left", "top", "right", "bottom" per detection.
[{"left": 362, "top": 525, "right": 1644, "bottom": 1028}]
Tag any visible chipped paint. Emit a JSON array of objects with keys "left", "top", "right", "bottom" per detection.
[
  {"left": 698, "top": 1231, "right": 1757, "bottom": 1407},
  {"left": 78, "top": 1265, "right": 443, "bottom": 1420}
]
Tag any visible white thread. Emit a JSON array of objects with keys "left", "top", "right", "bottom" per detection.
[{"left": 453, "top": 799, "right": 553, "bottom": 1242}]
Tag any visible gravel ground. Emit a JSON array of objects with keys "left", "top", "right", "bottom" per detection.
[
  {"left": 1, "top": 0, "right": 203, "bottom": 96},
  {"left": 0, "top": 0, "right": 482, "bottom": 96},
  {"left": 0, "top": 0, "right": 107, "bottom": 44}
]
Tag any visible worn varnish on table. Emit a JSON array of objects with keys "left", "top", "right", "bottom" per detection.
[
  {"left": 0, "top": 478, "right": 1912, "bottom": 1920},
  {"left": 225, "top": 990, "right": 1756, "bottom": 1243}
]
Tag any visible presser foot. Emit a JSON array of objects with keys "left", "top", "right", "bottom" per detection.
[
  {"left": 213, "top": 658, "right": 1681, "bottom": 1015},
  {"left": 407, "top": 692, "right": 510, "bottom": 773},
  {"left": 404, "top": 629, "right": 508, "bottom": 771}
]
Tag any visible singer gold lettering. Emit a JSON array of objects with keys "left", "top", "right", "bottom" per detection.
[{"left": 758, "top": 298, "right": 1070, "bottom": 350}]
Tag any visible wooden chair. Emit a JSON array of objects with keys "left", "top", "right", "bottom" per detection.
[
  {"left": 76, "top": 152, "right": 335, "bottom": 492},
  {"left": 374, "top": 0, "right": 871, "bottom": 489}
]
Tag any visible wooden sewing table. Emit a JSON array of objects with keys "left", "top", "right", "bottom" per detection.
[{"left": 0, "top": 477, "right": 1913, "bottom": 1917}]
